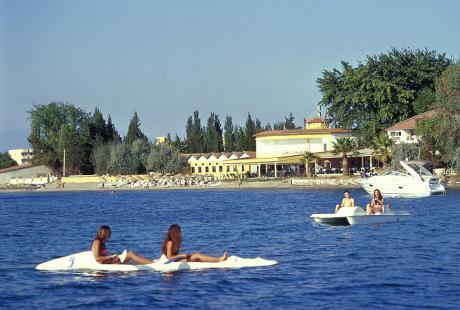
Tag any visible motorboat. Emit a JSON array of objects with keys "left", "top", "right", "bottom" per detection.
[
  {"left": 310, "top": 206, "right": 410, "bottom": 226},
  {"left": 359, "top": 161, "right": 446, "bottom": 197}
]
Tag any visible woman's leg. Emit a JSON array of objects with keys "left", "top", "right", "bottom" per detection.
[
  {"left": 124, "top": 251, "right": 153, "bottom": 264},
  {"left": 366, "top": 204, "right": 372, "bottom": 215},
  {"left": 335, "top": 204, "right": 340, "bottom": 213},
  {"left": 190, "top": 252, "right": 228, "bottom": 263}
]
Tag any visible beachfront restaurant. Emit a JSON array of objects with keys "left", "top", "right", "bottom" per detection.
[{"left": 220, "top": 117, "right": 378, "bottom": 178}]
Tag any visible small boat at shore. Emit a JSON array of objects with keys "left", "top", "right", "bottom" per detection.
[{"left": 310, "top": 206, "right": 410, "bottom": 226}]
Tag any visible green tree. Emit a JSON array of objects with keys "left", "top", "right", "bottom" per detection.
[
  {"left": 125, "top": 112, "right": 148, "bottom": 145},
  {"left": 131, "top": 138, "right": 150, "bottom": 174},
  {"left": 245, "top": 113, "right": 256, "bottom": 151},
  {"left": 234, "top": 126, "right": 246, "bottom": 151},
  {"left": 223, "top": 116, "right": 235, "bottom": 152},
  {"left": 91, "top": 142, "right": 111, "bottom": 175},
  {"left": 171, "top": 133, "right": 186, "bottom": 152},
  {"left": 0, "top": 152, "right": 17, "bottom": 169},
  {"left": 332, "top": 137, "right": 357, "bottom": 176},
  {"left": 302, "top": 151, "right": 318, "bottom": 177},
  {"left": 371, "top": 132, "right": 393, "bottom": 168},
  {"left": 106, "top": 115, "right": 121, "bottom": 142},
  {"left": 413, "top": 88, "right": 435, "bottom": 114},
  {"left": 28, "top": 102, "right": 90, "bottom": 174},
  {"left": 147, "top": 143, "right": 187, "bottom": 174},
  {"left": 317, "top": 48, "right": 451, "bottom": 143},
  {"left": 203, "top": 113, "right": 223, "bottom": 152},
  {"left": 284, "top": 112, "right": 296, "bottom": 129},
  {"left": 108, "top": 143, "right": 138, "bottom": 175},
  {"left": 185, "top": 110, "right": 204, "bottom": 153}
]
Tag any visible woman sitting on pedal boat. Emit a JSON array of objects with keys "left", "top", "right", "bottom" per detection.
[
  {"left": 92, "top": 225, "right": 153, "bottom": 264},
  {"left": 162, "top": 224, "right": 228, "bottom": 262},
  {"left": 366, "top": 189, "right": 391, "bottom": 215},
  {"left": 335, "top": 190, "right": 355, "bottom": 213}
]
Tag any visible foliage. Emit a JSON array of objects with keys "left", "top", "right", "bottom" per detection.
[
  {"left": 106, "top": 115, "right": 121, "bottom": 143},
  {"left": 203, "top": 113, "right": 223, "bottom": 152},
  {"left": 124, "top": 112, "right": 148, "bottom": 145},
  {"left": 223, "top": 116, "right": 235, "bottom": 152},
  {"left": 317, "top": 48, "right": 451, "bottom": 143},
  {"left": 234, "top": 126, "right": 246, "bottom": 151},
  {"left": 245, "top": 113, "right": 256, "bottom": 151},
  {"left": 107, "top": 143, "right": 139, "bottom": 175},
  {"left": 0, "top": 152, "right": 17, "bottom": 169},
  {"left": 371, "top": 132, "right": 393, "bottom": 167},
  {"left": 185, "top": 110, "right": 204, "bottom": 153},
  {"left": 415, "top": 65, "right": 460, "bottom": 171},
  {"left": 332, "top": 137, "right": 357, "bottom": 175},
  {"left": 413, "top": 88, "right": 435, "bottom": 114},
  {"left": 147, "top": 143, "right": 187, "bottom": 174},
  {"left": 28, "top": 102, "right": 90, "bottom": 174},
  {"left": 91, "top": 142, "right": 112, "bottom": 175},
  {"left": 273, "top": 113, "right": 296, "bottom": 130},
  {"left": 390, "top": 144, "right": 421, "bottom": 170},
  {"left": 131, "top": 139, "right": 150, "bottom": 174},
  {"left": 301, "top": 151, "right": 318, "bottom": 177}
]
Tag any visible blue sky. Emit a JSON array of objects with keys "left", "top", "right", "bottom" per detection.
[{"left": 1, "top": 0, "right": 459, "bottom": 151}]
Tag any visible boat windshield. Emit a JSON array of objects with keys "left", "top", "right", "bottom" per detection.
[{"left": 406, "top": 163, "right": 433, "bottom": 177}]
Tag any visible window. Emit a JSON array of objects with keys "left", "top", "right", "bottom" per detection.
[
  {"left": 212, "top": 166, "right": 216, "bottom": 173},
  {"left": 191, "top": 167, "right": 195, "bottom": 173},
  {"left": 219, "top": 166, "right": 223, "bottom": 172},
  {"left": 205, "top": 167, "right": 209, "bottom": 173},
  {"left": 226, "top": 166, "right": 230, "bottom": 172},
  {"left": 233, "top": 165, "right": 237, "bottom": 172},
  {"left": 323, "top": 143, "right": 327, "bottom": 151},
  {"left": 198, "top": 167, "right": 202, "bottom": 173},
  {"left": 241, "top": 165, "right": 245, "bottom": 172}
]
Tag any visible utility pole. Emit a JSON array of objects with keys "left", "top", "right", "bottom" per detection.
[{"left": 63, "top": 148, "right": 66, "bottom": 177}]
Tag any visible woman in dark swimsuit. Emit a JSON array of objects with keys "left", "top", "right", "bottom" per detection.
[{"left": 91, "top": 225, "right": 153, "bottom": 264}]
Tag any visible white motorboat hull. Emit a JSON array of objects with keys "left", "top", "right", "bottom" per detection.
[
  {"left": 360, "top": 178, "right": 445, "bottom": 197},
  {"left": 35, "top": 251, "right": 278, "bottom": 272},
  {"left": 311, "top": 207, "right": 410, "bottom": 226},
  {"left": 359, "top": 161, "right": 446, "bottom": 197}
]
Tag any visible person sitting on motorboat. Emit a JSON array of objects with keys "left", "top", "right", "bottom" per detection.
[
  {"left": 92, "top": 225, "right": 153, "bottom": 264},
  {"left": 366, "top": 189, "right": 391, "bottom": 215},
  {"left": 335, "top": 190, "right": 355, "bottom": 213}
]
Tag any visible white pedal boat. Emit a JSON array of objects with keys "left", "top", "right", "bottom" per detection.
[
  {"left": 310, "top": 206, "right": 410, "bottom": 226},
  {"left": 35, "top": 251, "right": 278, "bottom": 272}
]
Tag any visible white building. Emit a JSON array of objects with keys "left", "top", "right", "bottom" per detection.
[
  {"left": 386, "top": 110, "right": 436, "bottom": 144},
  {"left": 8, "top": 148, "right": 33, "bottom": 166}
]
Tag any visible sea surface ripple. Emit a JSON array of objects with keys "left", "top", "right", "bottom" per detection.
[{"left": 0, "top": 188, "right": 459, "bottom": 309}]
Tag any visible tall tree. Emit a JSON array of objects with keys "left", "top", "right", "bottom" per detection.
[
  {"left": 224, "top": 116, "right": 235, "bottom": 152},
  {"left": 417, "top": 65, "right": 460, "bottom": 171},
  {"left": 106, "top": 115, "right": 121, "bottom": 142},
  {"left": 125, "top": 112, "right": 148, "bottom": 145},
  {"left": 332, "top": 137, "right": 357, "bottom": 176},
  {"left": 284, "top": 112, "right": 296, "bottom": 129},
  {"left": 203, "top": 113, "right": 223, "bottom": 152},
  {"left": 234, "top": 126, "right": 246, "bottom": 151},
  {"left": 185, "top": 110, "right": 204, "bottom": 153},
  {"left": 245, "top": 113, "right": 256, "bottom": 151},
  {"left": 317, "top": 48, "right": 451, "bottom": 143}
]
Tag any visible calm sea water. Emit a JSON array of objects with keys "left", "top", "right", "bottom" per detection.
[{"left": 0, "top": 188, "right": 459, "bottom": 309}]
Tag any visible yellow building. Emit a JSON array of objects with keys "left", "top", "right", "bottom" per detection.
[{"left": 187, "top": 152, "right": 256, "bottom": 178}]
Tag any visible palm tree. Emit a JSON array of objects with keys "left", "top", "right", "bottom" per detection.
[
  {"left": 332, "top": 137, "right": 357, "bottom": 176},
  {"left": 302, "top": 151, "right": 318, "bottom": 177},
  {"left": 372, "top": 132, "right": 393, "bottom": 168}
]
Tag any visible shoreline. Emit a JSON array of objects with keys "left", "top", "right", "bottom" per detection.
[
  {"left": 1, "top": 177, "right": 459, "bottom": 193},
  {"left": 0, "top": 178, "right": 362, "bottom": 193}
]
